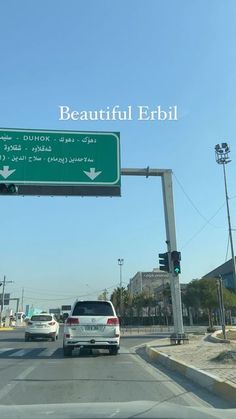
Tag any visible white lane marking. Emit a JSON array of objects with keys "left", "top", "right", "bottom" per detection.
[
  {"left": 9, "top": 349, "right": 32, "bottom": 357},
  {"left": 0, "top": 348, "right": 14, "bottom": 353},
  {"left": 40, "top": 347, "right": 59, "bottom": 357},
  {"left": 0, "top": 364, "right": 37, "bottom": 401}
]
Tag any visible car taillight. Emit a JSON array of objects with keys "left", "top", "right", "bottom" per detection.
[
  {"left": 66, "top": 317, "right": 79, "bottom": 325},
  {"left": 107, "top": 317, "right": 119, "bottom": 325},
  {"left": 48, "top": 321, "right": 55, "bottom": 325},
  {"left": 27, "top": 321, "right": 33, "bottom": 325}
]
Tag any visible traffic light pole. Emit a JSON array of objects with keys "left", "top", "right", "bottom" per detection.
[
  {"left": 121, "top": 168, "right": 184, "bottom": 335},
  {"left": 161, "top": 171, "right": 184, "bottom": 334}
]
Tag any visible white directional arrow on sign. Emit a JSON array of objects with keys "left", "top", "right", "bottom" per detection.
[
  {"left": 83, "top": 168, "right": 102, "bottom": 181},
  {"left": 0, "top": 166, "right": 16, "bottom": 179}
]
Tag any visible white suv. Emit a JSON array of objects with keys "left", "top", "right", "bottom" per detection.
[
  {"left": 25, "top": 313, "right": 59, "bottom": 341},
  {"left": 63, "top": 300, "right": 120, "bottom": 356}
]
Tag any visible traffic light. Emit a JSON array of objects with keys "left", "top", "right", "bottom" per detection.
[
  {"left": 171, "top": 251, "right": 181, "bottom": 275},
  {"left": 158, "top": 252, "right": 170, "bottom": 272},
  {"left": 0, "top": 184, "right": 18, "bottom": 194}
]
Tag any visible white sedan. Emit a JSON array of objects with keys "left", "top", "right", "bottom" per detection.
[{"left": 25, "top": 313, "right": 59, "bottom": 342}]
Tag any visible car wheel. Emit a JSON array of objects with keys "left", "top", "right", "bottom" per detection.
[
  {"left": 63, "top": 346, "right": 73, "bottom": 357},
  {"left": 109, "top": 347, "right": 118, "bottom": 355},
  {"left": 25, "top": 335, "right": 29, "bottom": 342},
  {"left": 56, "top": 334, "right": 59, "bottom": 340},
  {"left": 51, "top": 333, "right": 56, "bottom": 342}
]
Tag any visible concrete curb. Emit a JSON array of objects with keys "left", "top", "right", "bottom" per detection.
[
  {"left": 146, "top": 345, "right": 236, "bottom": 405},
  {"left": 208, "top": 329, "right": 231, "bottom": 344}
]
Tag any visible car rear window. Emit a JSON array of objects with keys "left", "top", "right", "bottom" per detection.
[
  {"left": 31, "top": 315, "right": 52, "bottom": 322},
  {"left": 72, "top": 301, "right": 114, "bottom": 316}
]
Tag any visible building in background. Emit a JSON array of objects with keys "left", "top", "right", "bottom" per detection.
[
  {"left": 129, "top": 268, "right": 170, "bottom": 296},
  {"left": 202, "top": 258, "right": 236, "bottom": 290}
]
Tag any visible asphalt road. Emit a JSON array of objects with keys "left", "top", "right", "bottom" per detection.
[{"left": 0, "top": 327, "right": 233, "bottom": 408}]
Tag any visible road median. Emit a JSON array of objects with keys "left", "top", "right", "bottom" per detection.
[{"left": 0, "top": 327, "right": 15, "bottom": 331}]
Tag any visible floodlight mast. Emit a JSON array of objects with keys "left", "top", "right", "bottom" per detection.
[{"left": 215, "top": 143, "right": 236, "bottom": 292}]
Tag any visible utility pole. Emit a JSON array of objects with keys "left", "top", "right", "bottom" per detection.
[
  {"left": 21, "top": 287, "right": 24, "bottom": 312},
  {"left": 118, "top": 258, "right": 124, "bottom": 317},
  {"left": 0, "top": 276, "right": 14, "bottom": 325}
]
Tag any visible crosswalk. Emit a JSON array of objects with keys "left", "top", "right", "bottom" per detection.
[
  {"left": 0, "top": 346, "right": 127, "bottom": 358},
  {"left": 0, "top": 347, "right": 62, "bottom": 358}
]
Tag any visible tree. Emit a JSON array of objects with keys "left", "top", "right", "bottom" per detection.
[
  {"left": 97, "top": 289, "right": 108, "bottom": 301},
  {"left": 133, "top": 292, "right": 145, "bottom": 317},
  {"left": 110, "top": 287, "right": 132, "bottom": 317},
  {"left": 198, "top": 278, "right": 218, "bottom": 328},
  {"left": 182, "top": 277, "right": 236, "bottom": 327},
  {"left": 182, "top": 279, "right": 202, "bottom": 311},
  {"left": 142, "top": 288, "right": 156, "bottom": 317}
]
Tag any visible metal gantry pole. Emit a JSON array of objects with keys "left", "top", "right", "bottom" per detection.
[
  {"left": 121, "top": 167, "right": 184, "bottom": 335},
  {"left": 161, "top": 171, "right": 184, "bottom": 334}
]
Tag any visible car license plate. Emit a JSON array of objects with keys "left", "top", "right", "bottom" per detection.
[{"left": 85, "top": 325, "right": 99, "bottom": 331}]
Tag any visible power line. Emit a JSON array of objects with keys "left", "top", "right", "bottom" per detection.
[
  {"left": 180, "top": 202, "right": 226, "bottom": 250},
  {"left": 12, "top": 282, "right": 120, "bottom": 298},
  {"left": 23, "top": 282, "right": 119, "bottom": 303},
  {"left": 173, "top": 173, "right": 225, "bottom": 229}
]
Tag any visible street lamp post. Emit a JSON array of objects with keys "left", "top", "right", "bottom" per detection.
[
  {"left": 118, "top": 258, "right": 124, "bottom": 317},
  {"left": 215, "top": 143, "right": 236, "bottom": 292}
]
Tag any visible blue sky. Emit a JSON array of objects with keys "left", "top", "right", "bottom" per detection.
[{"left": 1, "top": 0, "right": 236, "bottom": 311}]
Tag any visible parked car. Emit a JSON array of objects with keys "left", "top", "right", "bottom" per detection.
[
  {"left": 25, "top": 313, "right": 59, "bottom": 341},
  {"left": 63, "top": 300, "right": 120, "bottom": 356}
]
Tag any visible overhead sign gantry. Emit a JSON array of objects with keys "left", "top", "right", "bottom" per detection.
[{"left": 0, "top": 128, "right": 120, "bottom": 196}]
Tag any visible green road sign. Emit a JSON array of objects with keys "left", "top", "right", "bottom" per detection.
[{"left": 0, "top": 129, "right": 120, "bottom": 189}]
